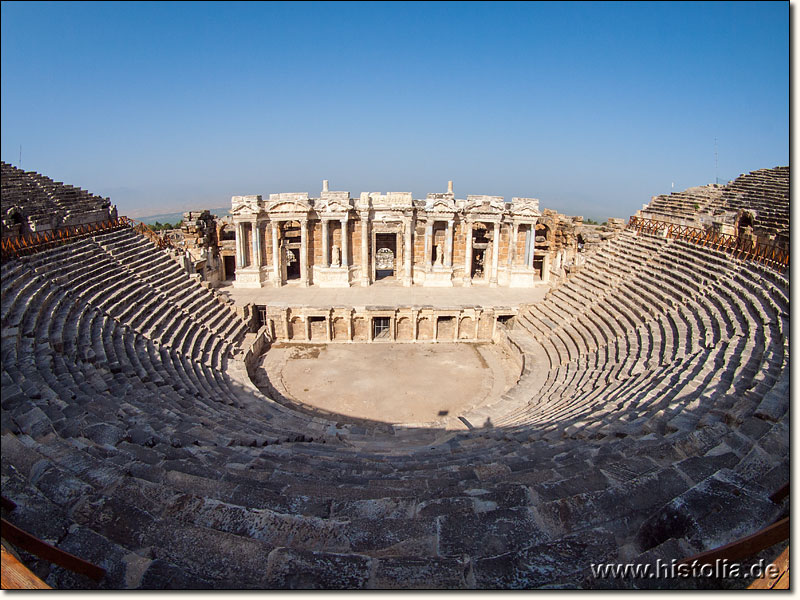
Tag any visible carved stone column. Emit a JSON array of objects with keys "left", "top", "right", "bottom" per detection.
[
  {"left": 542, "top": 253, "right": 551, "bottom": 282},
  {"left": 463, "top": 220, "right": 473, "bottom": 287},
  {"left": 424, "top": 220, "right": 434, "bottom": 270},
  {"left": 235, "top": 222, "right": 245, "bottom": 268},
  {"left": 403, "top": 216, "right": 413, "bottom": 287},
  {"left": 321, "top": 219, "right": 330, "bottom": 267},
  {"left": 490, "top": 221, "right": 500, "bottom": 287},
  {"left": 300, "top": 219, "right": 309, "bottom": 287},
  {"left": 271, "top": 221, "right": 281, "bottom": 287},
  {"left": 508, "top": 222, "right": 518, "bottom": 267},
  {"left": 251, "top": 220, "right": 261, "bottom": 268},
  {"left": 340, "top": 217, "right": 350, "bottom": 268},
  {"left": 360, "top": 212, "right": 370, "bottom": 286},
  {"left": 445, "top": 219, "right": 454, "bottom": 268}
]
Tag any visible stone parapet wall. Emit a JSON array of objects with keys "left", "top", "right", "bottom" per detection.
[{"left": 260, "top": 305, "right": 517, "bottom": 343}]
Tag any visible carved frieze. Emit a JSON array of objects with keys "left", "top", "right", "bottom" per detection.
[
  {"left": 231, "top": 195, "right": 263, "bottom": 216},
  {"left": 511, "top": 197, "right": 541, "bottom": 219}
]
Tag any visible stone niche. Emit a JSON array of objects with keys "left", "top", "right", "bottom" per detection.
[{"left": 261, "top": 306, "right": 517, "bottom": 343}]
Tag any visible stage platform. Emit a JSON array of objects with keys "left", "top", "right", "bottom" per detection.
[{"left": 218, "top": 280, "right": 549, "bottom": 309}]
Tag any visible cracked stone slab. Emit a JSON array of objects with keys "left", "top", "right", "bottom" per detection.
[
  {"left": 438, "top": 507, "right": 550, "bottom": 558},
  {"left": 265, "top": 548, "right": 372, "bottom": 589}
]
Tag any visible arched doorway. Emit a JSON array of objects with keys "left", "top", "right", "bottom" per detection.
[
  {"left": 281, "top": 221, "right": 302, "bottom": 281},
  {"left": 471, "top": 223, "right": 490, "bottom": 279}
]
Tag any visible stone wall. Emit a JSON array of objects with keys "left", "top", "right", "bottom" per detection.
[{"left": 260, "top": 305, "right": 517, "bottom": 343}]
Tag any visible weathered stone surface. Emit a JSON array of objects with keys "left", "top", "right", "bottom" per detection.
[
  {"left": 13, "top": 406, "right": 53, "bottom": 438},
  {"left": 138, "top": 559, "right": 212, "bottom": 589},
  {"left": 635, "top": 469, "right": 779, "bottom": 553},
  {"left": 757, "top": 421, "right": 789, "bottom": 457},
  {"left": 462, "top": 482, "right": 532, "bottom": 510},
  {"left": 331, "top": 496, "right": 417, "bottom": 519},
  {"left": 438, "top": 507, "right": 550, "bottom": 558},
  {"left": 266, "top": 548, "right": 372, "bottom": 589},
  {"left": 149, "top": 521, "right": 274, "bottom": 588},
  {"left": 474, "top": 529, "right": 618, "bottom": 589},
  {"left": 72, "top": 494, "right": 159, "bottom": 550},
  {"left": 373, "top": 556, "right": 469, "bottom": 589},
  {"left": 45, "top": 527, "right": 133, "bottom": 589},
  {"left": 127, "top": 425, "right": 161, "bottom": 447},
  {"left": 473, "top": 461, "right": 512, "bottom": 480},
  {"left": 1, "top": 432, "right": 42, "bottom": 477},
  {"left": 343, "top": 516, "right": 436, "bottom": 555},
  {"left": 675, "top": 451, "right": 738, "bottom": 484},
  {"left": 585, "top": 537, "right": 691, "bottom": 590},
  {"left": 182, "top": 498, "right": 351, "bottom": 553},
  {"left": 1, "top": 471, "right": 71, "bottom": 542},
  {"left": 30, "top": 463, "right": 94, "bottom": 508},
  {"left": 0, "top": 166, "right": 791, "bottom": 591},
  {"left": 531, "top": 468, "right": 610, "bottom": 502},
  {"left": 415, "top": 496, "right": 475, "bottom": 518},
  {"left": 116, "top": 440, "right": 163, "bottom": 464},
  {"left": 536, "top": 467, "right": 690, "bottom": 535}
]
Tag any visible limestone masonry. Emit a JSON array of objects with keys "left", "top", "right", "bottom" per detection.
[
  {"left": 228, "top": 180, "right": 582, "bottom": 289},
  {"left": 0, "top": 165, "right": 789, "bottom": 590}
]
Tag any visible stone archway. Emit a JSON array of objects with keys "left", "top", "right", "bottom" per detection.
[
  {"left": 437, "top": 316, "right": 455, "bottom": 341},
  {"left": 352, "top": 317, "right": 368, "bottom": 341},
  {"left": 287, "top": 316, "right": 304, "bottom": 340},
  {"left": 396, "top": 316, "right": 413, "bottom": 341},
  {"left": 458, "top": 316, "right": 475, "bottom": 340},
  {"left": 417, "top": 316, "right": 433, "bottom": 340},
  {"left": 332, "top": 317, "right": 349, "bottom": 341}
]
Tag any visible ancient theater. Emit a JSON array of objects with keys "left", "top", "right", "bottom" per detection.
[{"left": 0, "top": 162, "right": 789, "bottom": 589}]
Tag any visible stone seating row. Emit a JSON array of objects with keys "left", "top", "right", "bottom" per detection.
[
  {"left": 2, "top": 230, "right": 245, "bottom": 369},
  {"left": 1, "top": 162, "right": 111, "bottom": 225},
  {"left": 637, "top": 167, "right": 788, "bottom": 240},
  {"left": 489, "top": 232, "right": 786, "bottom": 438},
  {"left": 0, "top": 226, "right": 789, "bottom": 589}
]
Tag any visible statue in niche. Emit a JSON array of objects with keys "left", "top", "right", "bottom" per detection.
[
  {"left": 331, "top": 244, "right": 341, "bottom": 267},
  {"left": 435, "top": 243, "right": 444, "bottom": 267}
]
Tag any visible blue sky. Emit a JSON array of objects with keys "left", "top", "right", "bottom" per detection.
[{"left": 1, "top": 1, "right": 789, "bottom": 219}]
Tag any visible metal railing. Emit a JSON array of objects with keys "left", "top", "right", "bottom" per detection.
[
  {"left": 628, "top": 216, "right": 789, "bottom": 273},
  {"left": 131, "top": 220, "right": 176, "bottom": 251},
  {"left": 0, "top": 216, "right": 176, "bottom": 261},
  {"left": 1, "top": 216, "right": 133, "bottom": 261}
]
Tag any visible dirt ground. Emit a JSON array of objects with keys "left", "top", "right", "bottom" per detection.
[{"left": 257, "top": 342, "right": 517, "bottom": 426}]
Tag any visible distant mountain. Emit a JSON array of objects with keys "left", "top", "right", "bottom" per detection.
[{"left": 135, "top": 207, "right": 230, "bottom": 225}]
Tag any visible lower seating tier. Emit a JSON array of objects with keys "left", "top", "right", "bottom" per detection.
[{"left": 0, "top": 228, "right": 789, "bottom": 589}]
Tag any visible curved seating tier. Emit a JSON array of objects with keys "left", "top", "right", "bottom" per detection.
[
  {"left": 0, "top": 227, "right": 789, "bottom": 589},
  {"left": 1, "top": 162, "right": 112, "bottom": 229},
  {"left": 638, "top": 166, "right": 789, "bottom": 243}
]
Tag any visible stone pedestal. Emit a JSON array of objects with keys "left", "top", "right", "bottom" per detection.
[
  {"left": 423, "top": 266, "right": 454, "bottom": 287},
  {"left": 233, "top": 266, "right": 269, "bottom": 288},
  {"left": 313, "top": 266, "right": 352, "bottom": 288},
  {"left": 508, "top": 266, "right": 538, "bottom": 288}
]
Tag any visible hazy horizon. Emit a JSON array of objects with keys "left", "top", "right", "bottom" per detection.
[{"left": 1, "top": 1, "right": 788, "bottom": 221}]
